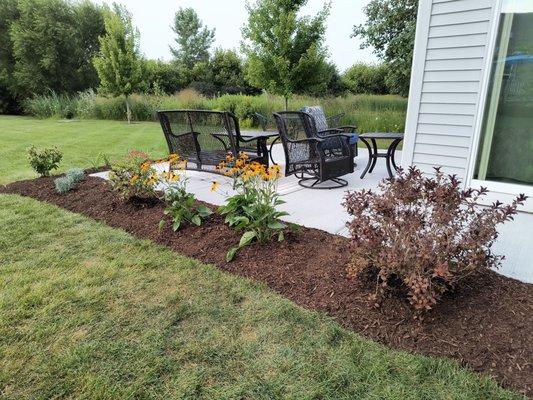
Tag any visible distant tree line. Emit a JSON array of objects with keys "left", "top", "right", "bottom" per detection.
[{"left": 0, "top": 0, "right": 417, "bottom": 115}]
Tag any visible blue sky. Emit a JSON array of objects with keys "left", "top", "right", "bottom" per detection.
[{"left": 95, "top": 0, "right": 377, "bottom": 71}]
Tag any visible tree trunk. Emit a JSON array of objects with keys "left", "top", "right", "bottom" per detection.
[
  {"left": 125, "top": 96, "right": 132, "bottom": 124},
  {"left": 284, "top": 96, "right": 289, "bottom": 111}
]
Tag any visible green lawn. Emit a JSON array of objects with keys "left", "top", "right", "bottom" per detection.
[
  {"left": 0, "top": 115, "right": 394, "bottom": 185},
  {"left": 0, "top": 194, "right": 521, "bottom": 399},
  {"left": 0, "top": 116, "right": 167, "bottom": 184}
]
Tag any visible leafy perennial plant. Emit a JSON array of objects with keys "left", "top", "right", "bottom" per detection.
[
  {"left": 212, "top": 153, "right": 288, "bottom": 261},
  {"left": 108, "top": 151, "right": 161, "bottom": 200},
  {"left": 159, "top": 157, "right": 212, "bottom": 231}
]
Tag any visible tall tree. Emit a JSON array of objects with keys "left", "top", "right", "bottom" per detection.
[
  {"left": 170, "top": 7, "right": 215, "bottom": 68},
  {"left": 93, "top": 4, "right": 142, "bottom": 124},
  {"left": 9, "top": 0, "right": 105, "bottom": 99},
  {"left": 352, "top": 0, "right": 418, "bottom": 97},
  {"left": 242, "top": 0, "right": 331, "bottom": 109},
  {"left": 0, "top": 0, "right": 19, "bottom": 113}
]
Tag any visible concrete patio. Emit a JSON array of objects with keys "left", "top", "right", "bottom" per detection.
[{"left": 95, "top": 143, "right": 393, "bottom": 237}]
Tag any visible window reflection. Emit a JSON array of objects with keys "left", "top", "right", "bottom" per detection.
[{"left": 474, "top": 0, "right": 533, "bottom": 186}]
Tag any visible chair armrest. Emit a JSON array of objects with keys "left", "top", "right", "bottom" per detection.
[
  {"left": 318, "top": 128, "right": 343, "bottom": 136},
  {"left": 337, "top": 125, "right": 358, "bottom": 133}
]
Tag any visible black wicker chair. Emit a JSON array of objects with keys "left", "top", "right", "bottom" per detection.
[
  {"left": 273, "top": 111, "right": 354, "bottom": 189},
  {"left": 300, "top": 105, "right": 359, "bottom": 157},
  {"left": 157, "top": 110, "right": 266, "bottom": 172}
]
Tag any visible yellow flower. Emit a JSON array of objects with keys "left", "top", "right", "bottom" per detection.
[
  {"left": 210, "top": 181, "right": 220, "bottom": 192},
  {"left": 130, "top": 174, "right": 139, "bottom": 184},
  {"left": 140, "top": 162, "right": 151, "bottom": 171}
]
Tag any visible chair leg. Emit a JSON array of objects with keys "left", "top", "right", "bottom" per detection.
[{"left": 298, "top": 176, "right": 348, "bottom": 189}]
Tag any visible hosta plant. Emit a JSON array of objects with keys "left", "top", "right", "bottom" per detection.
[
  {"left": 159, "top": 168, "right": 212, "bottom": 231},
  {"left": 343, "top": 166, "right": 527, "bottom": 311},
  {"left": 213, "top": 152, "right": 288, "bottom": 261},
  {"left": 27, "top": 145, "right": 63, "bottom": 177}
]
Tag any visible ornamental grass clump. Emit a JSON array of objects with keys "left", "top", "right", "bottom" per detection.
[
  {"left": 343, "top": 166, "right": 527, "bottom": 311},
  {"left": 27, "top": 145, "right": 62, "bottom": 177},
  {"left": 213, "top": 152, "right": 288, "bottom": 261}
]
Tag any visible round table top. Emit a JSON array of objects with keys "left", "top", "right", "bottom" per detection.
[{"left": 360, "top": 132, "right": 404, "bottom": 139}]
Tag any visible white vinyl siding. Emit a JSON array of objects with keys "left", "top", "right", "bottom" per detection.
[{"left": 404, "top": 0, "right": 495, "bottom": 178}]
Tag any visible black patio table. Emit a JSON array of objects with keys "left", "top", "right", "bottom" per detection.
[{"left": 359, "top": 132, "right": 404, "bottom": 179}]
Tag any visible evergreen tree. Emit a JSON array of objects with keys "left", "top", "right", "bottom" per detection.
[{"left": 170, "top": 8, "right": 215, "bottom": 68}]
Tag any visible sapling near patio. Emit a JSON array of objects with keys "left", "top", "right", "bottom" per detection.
[
  {"left": 343, "top": 166, "right": 527, "bottom": 311},
  {"left": 213, "top": 153, "right": 289, "bottom": 261}
]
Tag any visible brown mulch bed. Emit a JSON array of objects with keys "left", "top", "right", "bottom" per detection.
[{"left": 2, "top": 175, "right": 532, "bottom": 397}]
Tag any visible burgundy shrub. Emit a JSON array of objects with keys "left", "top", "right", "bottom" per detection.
[{"left": 343, "top": 166, "right": 527, "bottom": 311}]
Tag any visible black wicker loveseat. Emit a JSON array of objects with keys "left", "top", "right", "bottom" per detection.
[{"left": 157, "top": 110, "right": 267, "bottom": 172}]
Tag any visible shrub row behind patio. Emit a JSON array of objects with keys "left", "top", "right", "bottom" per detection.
[{"left": 23, "top": 90, "right": 407, "bottom": 133}]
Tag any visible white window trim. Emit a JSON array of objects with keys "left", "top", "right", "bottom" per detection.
[{"left": 465, "top": 0, "right": 533, "bottom": 212}]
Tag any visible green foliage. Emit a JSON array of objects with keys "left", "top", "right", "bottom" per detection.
[
  {"left": 93, "top": 4, "right": 142, "bottom": 123},
  {"left": 66, "top": 167, "right": 85, "bottom": 183},
  {"left": 170, "top": 7, "right": 215, "bottom": 68},
  {"left": 140, "top": 59, "right": 187, "bottom": 95},
  {"left": 208, "top": 49, "right": 260, "bottom": 96},
  {"left": 353, "top": 0, "right": 418, "bottom": 97},
  {"left": 54, "top": 167, "right": 86, "bottom": 195},
  {"left": 23, "top": 92, "right": 78, "bottom": 119},
  {"left": 160, "top": 174, "right": 212, "bottom": 231},
  {"left": 27, "top": 145, "right": 62, "bottom": 177},
  {"left": 54, "top": 175, "right": 75, "bottom": 194},
  {"left": 23, "top": 91, "right": 408, "bottom": 133},
  {"left": 0, "top": 0, "right": 19, "bottom": 113},
  {"left": 342, "top": 63, "right": 389, "bottom": 95},
  {"left": 215, "top": 154, "right": 288, "bottom": 261},
  {"left": 242, "top": 0, "right": 332, "bottom": 108},
  {"left": 108, "top": 151, "right": 158, "bottom": 201},
  {"left": 9, "top": 0, "right": 104, "bottom": 98}
]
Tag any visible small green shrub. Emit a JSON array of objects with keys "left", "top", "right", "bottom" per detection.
[
  {"left": 27, "top": 146, "right": 63, "bottom": 177},
  {"left": 66, "top": 168, "right": 85, "bottom": 183},
  {"left": 54, "top": 168, "right": 85, "bottom": 194},
  {"left": 54, "top": 176, "right": 76, "bottom": 194}
]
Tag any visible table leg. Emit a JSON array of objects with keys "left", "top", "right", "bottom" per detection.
[
  {"left": 368, "top": 138, "right": 378, "bottom": 173},
  {"left": 269, "top": 136, "right": 281, "bottom": 165},
  {"left": 390, "top": 138, "right": 402, "bottom": 171},
  {"left": 385, "top": 141, "right": 395, "bottom": 178},
  {"left": 257, "top": 138, "right": 269, "bottom": 167},
  {"left": 359, "top": 137, "right": 373, "bottom": 179}
]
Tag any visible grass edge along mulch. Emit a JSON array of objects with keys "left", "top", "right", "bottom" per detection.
[
  {"left": 1, "top": 176, "right": 532, "bottom": 398},
  {"left": 0, "top": 193, "right": 522, "bottom": 400}
]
